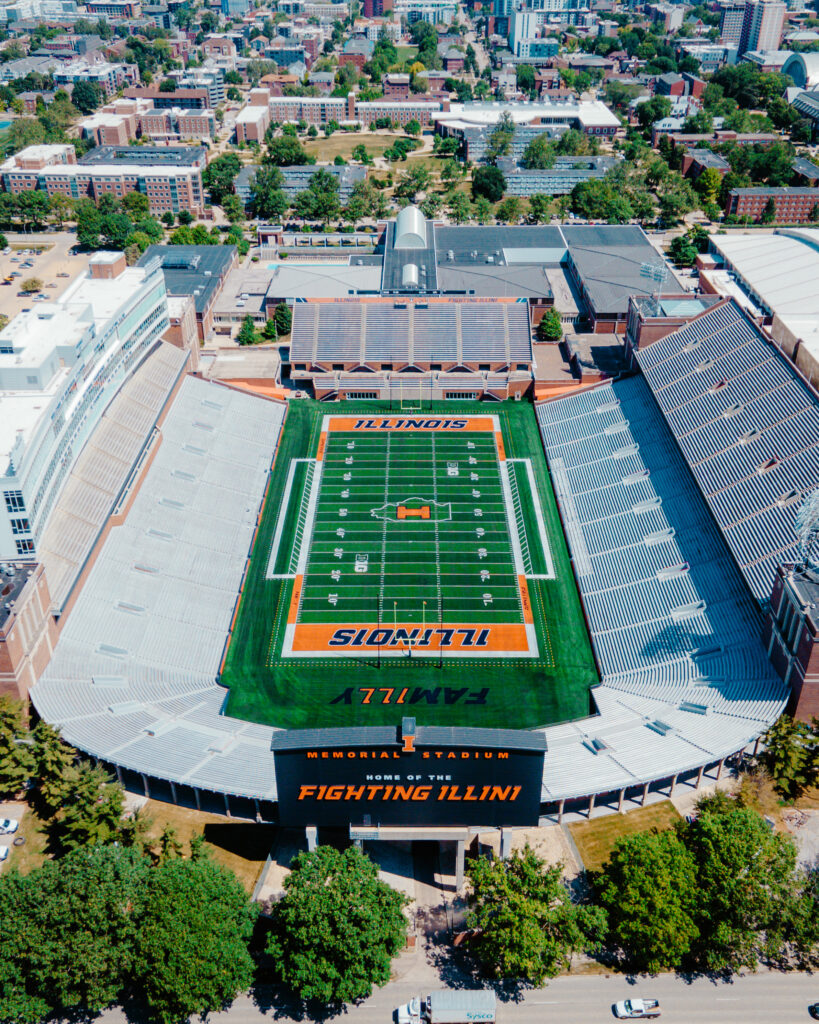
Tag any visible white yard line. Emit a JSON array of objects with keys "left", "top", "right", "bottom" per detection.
[
  {"left": 507, "top": 458, "right": 555, "bottom": 580},
  {"left": 266, "top": 458, "right": 313, "bottom": 580}
]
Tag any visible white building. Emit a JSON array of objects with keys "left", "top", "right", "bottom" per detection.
[{"left": 0, "top": 252, "right": 170, "bottom": 561}]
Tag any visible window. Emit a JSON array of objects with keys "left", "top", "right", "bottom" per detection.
[
  {"left": 14, "top": 539, "right": 34, "bottom": 555},
  {"left": 479, "top": 364, "right": 491, "bottom": 372},
  {"left": 381, "top": 363, "right": 393, "bottom": 370},
  {"left": 332, "top": 363, "right": 345, "bottom": 371},
  {"left": 3, "top": 491, "right": 25, "bottom": 513},
  {"left": 446, "top": 391, "right": 479, "bottom": 400},
  {"left": 516, "top": 363, "right": 528, "bottom": 370},
  {"left": 346, "top": 391, "right": 378, "bottom": 399},
  {"left": 293, "top": 363, "right": 307, "bottom": 371},
  {"left": 430, "top": 363, "right": 442, "bottom": 371},
  {"left": 10, "top": 518, "right": 30, "bottom": 535}
]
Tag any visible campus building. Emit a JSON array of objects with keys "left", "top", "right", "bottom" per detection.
[
  {"left": 0, "top": 144, "right": 206, "bottom": 216},
  {"left": 725, "top": 186, "right": 819, "bottom": 222}
]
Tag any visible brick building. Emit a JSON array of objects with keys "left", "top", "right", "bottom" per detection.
[
  {"left": 766, "top": 566, "right": 819, "bottom": 720},
  {"left": 0, "top": 143, "right": 206, "bottom": 216},
  {"left": 726, "top": 186, "right": 819, "bottom": 222}
]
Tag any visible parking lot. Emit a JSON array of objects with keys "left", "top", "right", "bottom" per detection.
[{"left": 0, "top": 232, "right": 91, "bottom": 324}]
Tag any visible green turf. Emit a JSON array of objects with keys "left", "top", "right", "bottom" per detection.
[{"left": 221, "top": 399, "right": 598, "bottom": 730}]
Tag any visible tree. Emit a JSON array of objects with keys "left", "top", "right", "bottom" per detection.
[
  {"left": 122, "top": 191, "right": 150, "bottom": 219},
  {"left": 472, "top": 195, "right": 493, "bottom": 224},
  {"left": 529, "top": 193, "right": 552, "bottom": 224},
  {"left": 466, "top": 846, "right": 606, "bottom": 984},
  {"left": 668, "top": 234, "right": 698, "bottom": 266},
  {"left": 71, "top": 80, "right": 101, "bottom": 114},
  {"left": 100, "top": 212, "right": 133, "bottom": 249},
  {"left": 267, "top": 846, "right": 407, "bottom": 1004},
  {"left": 177, "top": 209, "right": 194, "bottom": 226},
  {"left": 75, "top": 202, "right": 102, "bottom": 248},
  {"left": 158, "top": 78, "right": 177, "bottom": 93},
  {"left": 237, "top": 315, "right": 258, "bottom": 347},
  {"left": 485, "top": 110, "right": 515, "bottom": 163},
  {"left": 760, "top": 196, "right": 777, "bottom": 224},
  {"left": 20, "top": 277, "right": 43, "bottom": 293},
  {"left": 516, "top": 63, "right": 536, "bottom": 94},
  {"left": 694, "top": 167, "right": 722, "bottom": 207},
  {"left": 265, "top": 135, "right": 312, "bottom": 167},
  {"left": 405, "top": 118, "right": 421, "bottom": 137},
  {"left": 395, "top": 164, "right": 431, "bottom": 201},
  {"left": 274, "top": 301, "right": 292, "bottom": 336},
  {"left": 762, "top": 715, "right": 816, "bottom": 798},
  {"left": 0, "top": 845, "right": 152, "bottom": 1021},
  {"left": 202, "top": 152, "right": 241, "bottom": 204},
  {"left": 537, "top": 308, "right": 563, "bottom": 341},
  {"left": 31, "top": 721, "right": 75, "bottom": 816},
  {"left": 472, "top": 165, "right": 505, "bottom": 202},
  {"left": 636, "top": 95, "right": 672, "bottom": 132},
  {"left": 596, "top": 829, "right": 699, "bottom": 973},
  {"left": 293, "top": 168, "right": 341, "bottom": 226},
  {"left": 52, "top": 762, "right": 124, "bottom": 851},
  {"left": 521, "top": 133, "right": 556, "bottom": 170},
  {"left": 0, "top": 697, "right": 33, "bottom": 797},
  {"left": 571, "top": 178, "right": 633, "bottom": 223},
  {"left": 686, "top": 804, "right": 799, "bottom": 972},
  {"left": 137, "top": 855, "right": 257, "bottom": 1024},
  {"left": 496, "top": 196, "right": 521, "bottom": 224},
  {"left": 222, "top": 193, "right": 244, "bottom": 224},
  {"left": 161, "top": 210, "right": 175, "bottom": 227},
  {"left": 448, "top": 190, "right": 473, "bottom": 224}
]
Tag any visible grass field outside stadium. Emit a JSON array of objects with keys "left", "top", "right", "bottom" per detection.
[{"left": 221, "top": 399, "right": 598, "bottom": 731}]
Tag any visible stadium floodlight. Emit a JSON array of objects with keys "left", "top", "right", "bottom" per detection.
[
  {"left": 639, "top": 261, "right": 669, "bottom": 317},
  {"left": 795, "top": 489, "right": 819, "bottom": 574}
]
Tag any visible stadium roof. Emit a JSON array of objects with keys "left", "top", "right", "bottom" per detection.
[
  {"left": 709, "top": 228, "right": 819, "bottom": 319},
  {"left": 563, "top": 225, "right": 685, "bottom": 316},
  {"left": 290, "top": 301, "right": 532, "bottom": 366},
  {"left": 636, "top": 298, "right": 819, "bottom": 604},
  {"left": 31, "top": 377, "right": 286, "bottom": 801},
  {"left": 265, "top": 261, "right": 383, "bottom": 299}
]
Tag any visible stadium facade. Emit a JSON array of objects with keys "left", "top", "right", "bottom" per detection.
[{"left": 0, "top": 220, "right": 812, "bottom": 838}]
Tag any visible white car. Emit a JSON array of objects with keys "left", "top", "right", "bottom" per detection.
[
  {"left": 0, "top": 847, "right": 8, "bottom": 861},
  {"left": 0, "top": 819, "right": 18, "bottom": 835},
  {"left": 614, "top": 998, "right": 661, "bottom": 1019}
]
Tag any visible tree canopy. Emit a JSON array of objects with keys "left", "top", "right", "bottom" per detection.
[
  {"left": 267, "top": 845, "right": 407, "bottom": 1004},
  {"left": 466, "top": 846, "right": 606, "bottom": 984}
]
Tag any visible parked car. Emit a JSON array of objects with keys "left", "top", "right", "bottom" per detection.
[
  {"left": 0, "top": 847, "right": 8, "bottom": 862},
  {"left": 614, "top": 999, "right": 661, "bottom": 1019},
  {"left": 0, "top": 819, "right": 18, "bottom": 835},
  {"left": 57, "top": 272, "right": 70, "bottom": 278}
]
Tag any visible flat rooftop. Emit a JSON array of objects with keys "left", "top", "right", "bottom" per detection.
[
  {"left": 138, "top": 245, "right": 236, "bottom": 314},
  {"left": 79, "top": 145, "right": 205, "bottom": 166}
]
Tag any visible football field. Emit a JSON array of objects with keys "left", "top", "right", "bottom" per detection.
[
  {"left": 273, "top": 415, "right": 552, "bottom": 658},
  {"left": 221, "top": 400, "right": 597, "bottom": 730}
]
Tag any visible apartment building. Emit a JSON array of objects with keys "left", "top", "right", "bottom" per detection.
[
  {"left": 53, "top": 59, "right": 139, "bottom": 97},
  {"left": 726, "top": 186, "right": 819, "bottom": 221},
  {"left": 84, "top": 0, "right": 141, "bottom": 14},
  {"left": 255, "top": 91, "right": 447, "bottom": 127},
  {"left": 0, "top": 144, "right": 206, "bottom": 216}
]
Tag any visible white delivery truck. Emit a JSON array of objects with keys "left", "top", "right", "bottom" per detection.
[{"left": 396, "top": 991, "right": 496, "bottom": 1024}]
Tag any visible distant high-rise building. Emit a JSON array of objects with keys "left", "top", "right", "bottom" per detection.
[
  {"left": 363, "top": 0, "right": 393, "bottom": 15},
  {"left": 719, "top": 1, "right": 745, "bottom": 45},
  {"left": 739, "top": 0, "right": 785, "bottom": 54}
]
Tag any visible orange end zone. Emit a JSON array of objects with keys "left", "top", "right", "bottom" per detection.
[
  {"left": 397, "top": 505, "right": 430, "bottom": 520},
  {"left": 495, "top": 431, "right": 506, "bottom": 460},
  {"left": 290, "top": 621, "right": 532, "bottom": 653},
  {"left": 287, "top": 575, "right": 303, "bottom": 625},
  {"left": 518, "top": 575, "right": 534, "bottom": 625},
  {"left": 316, "top": 432, "right": 327, "bottom": 461}
]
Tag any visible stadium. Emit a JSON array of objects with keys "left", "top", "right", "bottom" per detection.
[{"left": 2, "top": 225, "right": 814, "bottom": 836}]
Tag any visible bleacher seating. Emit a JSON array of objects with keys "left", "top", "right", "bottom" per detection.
[
  {"left": 30, "top": 377, "right": 286, "bottom": 803},
  {"left": 536, "top": 374, "right": 788, "bottom": 801},
  {"left": 635, "top": 298, "right": 819, "bottom": 604}
]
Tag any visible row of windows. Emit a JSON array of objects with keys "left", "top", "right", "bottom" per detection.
[
  {"left": 15, "top": 539, "right": 34, "bottom": 555},
  {"left": 10, "top": 518, "right": 30, "bottom": 536}
]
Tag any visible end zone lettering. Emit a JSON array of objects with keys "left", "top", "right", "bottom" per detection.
[
  {"left": 353, "top": 419, "right": 468, "bottom": 430},
  {"left": 329, "top": 627, "right": 490, "bottom": 648}
]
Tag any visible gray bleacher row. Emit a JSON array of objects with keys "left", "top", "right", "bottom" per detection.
[
  {"left": 290, "top": 302, "right": 532, "bottom": 366},
  {"left": 536, "top": 375, "right": 788, "bottom": 800},
  {"left": 30, "top": 377, "right": 286, "bottom": 801},
  {"left": 635, "top": 299, "right": 819, "bottom": 604},
  {"left": 37, "top": 343, "right": 189, "bottom": 611}
]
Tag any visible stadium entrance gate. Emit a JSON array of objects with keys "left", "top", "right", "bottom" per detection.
[{"left": 271, "top": 718, "right": 547, "bottom": 887}]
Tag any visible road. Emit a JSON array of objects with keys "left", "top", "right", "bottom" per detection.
[{"left": 91, "top": 966, "right": 819, "bottom": 1024}]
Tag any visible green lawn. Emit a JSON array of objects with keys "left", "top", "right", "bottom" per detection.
[
  {"left": 569, "top": 802, "right": 682, "bottom": 872},
  {"left": 221, "top": 400, "right": 598, "bottom": 731}
]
